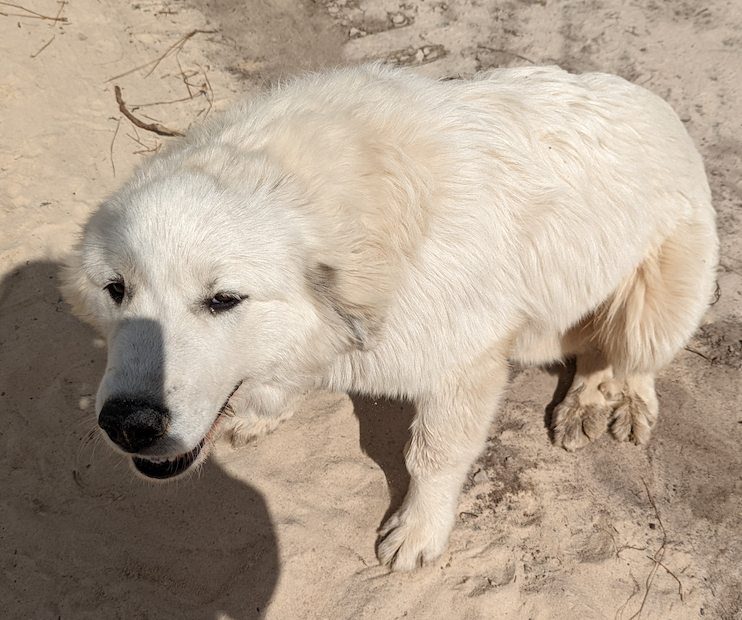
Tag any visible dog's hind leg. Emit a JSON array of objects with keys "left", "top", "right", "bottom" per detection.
[
  {"left": 604, "top": 216, "right": 716, "bottom": 446},
  {"left": 377, "top": 345, "right": 509, "bottom": 571},
  {"left": 609, "top": 373, "right": 659, "bottom": 445},
  {"left": 554, "top": 213, "right": 717, "bottom": 450},
  {"left": 551, "top": 348, "right": 624, "bottom": 451}
]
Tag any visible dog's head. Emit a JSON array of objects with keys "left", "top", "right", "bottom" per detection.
[{"left": 62, "top": 158, "right": 382, "bottom": 480}]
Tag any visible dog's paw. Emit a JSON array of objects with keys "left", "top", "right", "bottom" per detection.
[
  {"left": 221, "top": 388, "right": 304, "bottom": 447},
  {"left": 377, "top": 507, "right": 451, "bottom": 572},
  {"left": 552, "top": 378, "right": 624, "bottom": 451},
  {"left": 610, "top": 396, "right": 655, "bottom": 445},
  {"left": 222, "top": 414, "right": 285, "bottom": 447},
  {"left": 552, "top": 399, "right": 609, "bottom": 451}
]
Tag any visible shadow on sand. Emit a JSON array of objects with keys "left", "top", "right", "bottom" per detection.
[{"left": 0, "top": 260, "right": 279, "bottom": 620}]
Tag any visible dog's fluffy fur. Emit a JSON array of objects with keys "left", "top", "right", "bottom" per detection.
[{"left": 63, "top": 63, "right": 718, "bottom": 571}]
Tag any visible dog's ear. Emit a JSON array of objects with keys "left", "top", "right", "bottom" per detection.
[
  {"left": 305, "top": 262, "right": 386, "bottom": 351},
  {"left": 59, "top": 244, "right": 102, "bottom": 332},
  {"left": 59, "top": 245, "right": 86, "bottom": 316}
]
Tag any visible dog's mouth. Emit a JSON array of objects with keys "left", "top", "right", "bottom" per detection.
[
  {"left": 132, "top": 441, "right": 205, "bottom": 479},
  {"left": 131, "top": 381, "right": 243, "bottom": 480}
]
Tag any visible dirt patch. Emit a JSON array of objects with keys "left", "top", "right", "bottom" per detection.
[{"left": 195, "top": 0, "right": 347, "bottom": 83}]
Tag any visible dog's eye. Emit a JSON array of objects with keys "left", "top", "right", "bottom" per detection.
[
  {"left": 105, "top": 281, "right": 125, "bottom": 305},
  {"left": 208, "top": 293, "right": 245, "bottom": 315}
]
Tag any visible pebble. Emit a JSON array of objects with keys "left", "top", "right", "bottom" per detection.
[
  {"left": 472, "top": 469, "right": 489, "bottom": 484},
  {"left": 392, "top": 13, "right": 406, "bottom": 24}
]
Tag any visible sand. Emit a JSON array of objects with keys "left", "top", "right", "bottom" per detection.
[{"left": 1, "top": 0, "right": 741, "bottom": 618}]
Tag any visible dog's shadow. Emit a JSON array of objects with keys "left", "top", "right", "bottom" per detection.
[
  {"left": 0, "top": 261, "right": 278, "bottom": 620},
  {"left": 351, "top": 395, "right": 415, "bottom": 524}
]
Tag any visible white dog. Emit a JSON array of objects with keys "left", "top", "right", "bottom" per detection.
[{"left": 63, "top": 63, "right": 718, "bottom": 571}]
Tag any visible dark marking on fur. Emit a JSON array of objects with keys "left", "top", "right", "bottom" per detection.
[
  {"left": 306, "top": 262, "right": 369, "bottom": 350},
  {"left": 268, "top": 173, "right": 290, "bottom": 195}
]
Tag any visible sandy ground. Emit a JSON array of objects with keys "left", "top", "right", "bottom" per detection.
[{"left": 1, "top": 1, "right": 741, "bottom": 618}]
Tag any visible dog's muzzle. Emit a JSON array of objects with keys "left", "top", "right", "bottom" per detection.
[{"left": 98, "top": 382, "right": 243, "bottom": 480}]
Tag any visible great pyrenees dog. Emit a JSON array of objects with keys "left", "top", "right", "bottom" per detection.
[{"left": 63, "top": 63, "right": 718, "bottom": 571}]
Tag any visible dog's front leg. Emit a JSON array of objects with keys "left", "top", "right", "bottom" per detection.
[{"left": 377, "top": 349, "right": 508, "bottom": 571}]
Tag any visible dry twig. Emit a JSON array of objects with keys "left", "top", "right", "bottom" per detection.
[
  {"left": 110, "top": 117, "right": 121, "bottom": 177},
  {"left": 711, "top": 281, "right": 721, "bottom": 305},
  {"left": 615, "top": 573, "right": 641, "bottom": 620},
  {"left": 126, "top": 68, "right": 212, "bottom": 117},
  {"left": 105, "top": 29, "right": 216, "bottom": 83},
  {"left": 609, "top": 525, "right": 647, "bottom": 558},
  {"left": 115, "top": 86, "right": 184, "bottom": 137},
  {"left": 125, "top": 127, "right": 161, "bottom": 155},
  {"left": 30, "top": 33, "right": 55, "bottom": 58},
  {"left": 199, "top": 64, "right": 214, "bottom": 118},
  {"left": 684, "top": 347, "right": 712, "bottom": 362},
  {"left": 133, "top": 143, "right": 162, "bottom": 156},
  {"left": 626, "top": 478, "right": 683, "bottom": 620},
  {"left": 0, "top": 0, "right": 67, "bottom": 20},
  {"left": 477, "top": 45, "right": 536, "bottom": 65},
  {"left": 648, "top": 556, "right": 685, "bottom": 601},
  {"left": 128, "top": 93, "right": 202, "bottom": 108}
]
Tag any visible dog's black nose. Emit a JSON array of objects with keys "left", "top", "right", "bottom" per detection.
[{"left": 98, "top": 397, "right": 170, "bottom": 453}]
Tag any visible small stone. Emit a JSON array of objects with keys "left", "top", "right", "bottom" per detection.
[
  {"left": 328, "top": 5, "right": 339, "bottom": 14},
  {"left": 391, "top": 13, "right": 406, "bottom": 24},
  {"left": 473, "top": 469, "right": 489, "bottom": 484}
]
